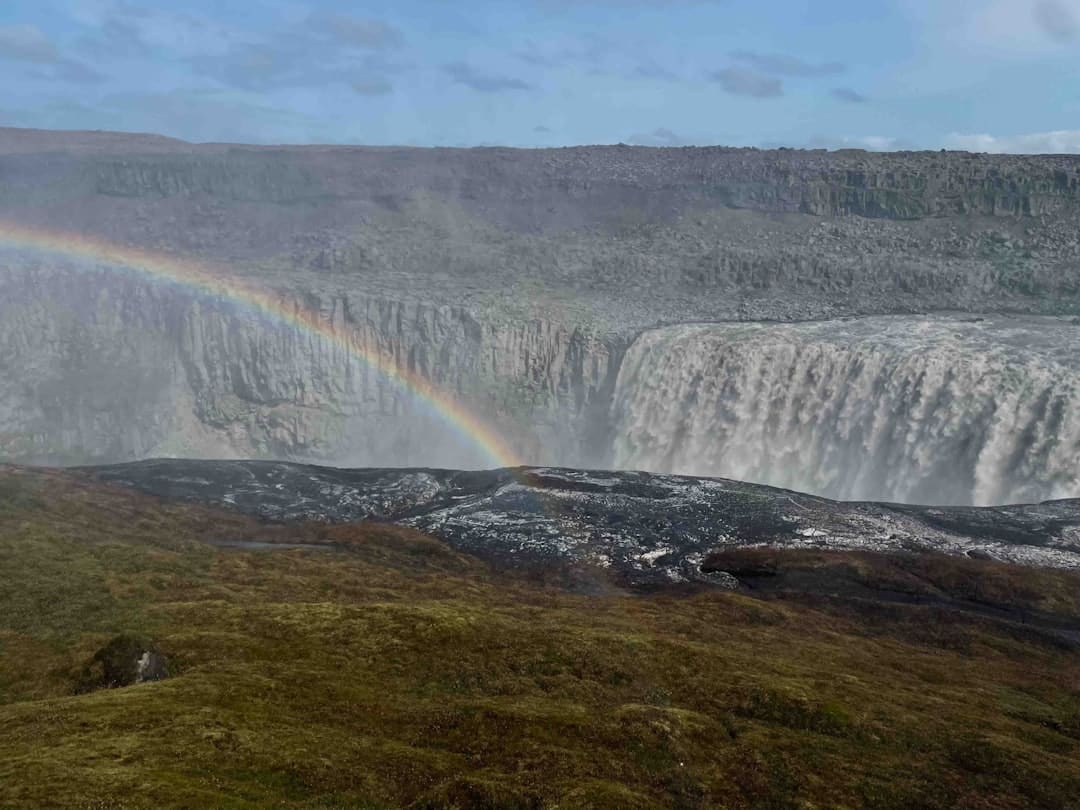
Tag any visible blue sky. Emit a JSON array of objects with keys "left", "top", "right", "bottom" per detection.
[{"left": 0, "top": 0, "right": 1078, "bottom": 151}]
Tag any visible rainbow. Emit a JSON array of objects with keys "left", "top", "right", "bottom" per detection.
[{"left": 0, "top": 222, "right": 524, "bottom": 470}]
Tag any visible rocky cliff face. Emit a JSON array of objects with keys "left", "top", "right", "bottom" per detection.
[
  {"left": 3, "top": 129, "right": 1080, "bottom": 326},
  {"left": 2, "top": 128, "right": 1080, "bottom": 497},
  {"left": 0, "top": 259, "right": 620, "bottom": 467}
]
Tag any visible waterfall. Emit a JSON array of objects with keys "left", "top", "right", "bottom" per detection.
[{"left": 610, "top": 317, "right": 1080, "bottom": 505}]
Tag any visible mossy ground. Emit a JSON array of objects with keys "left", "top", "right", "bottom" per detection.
[{"left": 1, "top": 467, "right": 1079, "bottom": 808}]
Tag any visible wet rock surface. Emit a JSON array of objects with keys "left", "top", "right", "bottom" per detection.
[{"left": 87, "top": 459, "right": 1080, "bottom": 586}]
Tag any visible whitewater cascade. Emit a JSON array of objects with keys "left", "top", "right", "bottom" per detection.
[{"left": 610, "top": 317, "right": 1080, "bottom": 506}]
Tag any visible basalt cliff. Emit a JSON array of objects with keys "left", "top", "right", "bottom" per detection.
[{"left": 2, "top": 127, "right": 1079, "bottom": 504}]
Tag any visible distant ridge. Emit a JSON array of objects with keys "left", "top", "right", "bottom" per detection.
[
  {"left": 0, "top": 126, "right": 194, "bottom": 155},
  {"left": 5, "top": 124, "right": 1080, "bottom": 158}
]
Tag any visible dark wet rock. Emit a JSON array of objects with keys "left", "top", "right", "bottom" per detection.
[
  {"left": 85, "top": 460, "right": 1080, "bottom": 587},
  {"left": 76, "top": 634, "right": 170, "bottom": 693}
]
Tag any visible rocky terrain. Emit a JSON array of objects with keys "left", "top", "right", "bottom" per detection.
[
  {"left": 2, "top": 127, "right": 1080, "bottom": 502},
  {"left": 85, "top": 459, "right": 1080, "bottom": 585}
]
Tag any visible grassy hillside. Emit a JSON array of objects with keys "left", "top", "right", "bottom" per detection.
[{"left": 1, "top": 466, "right": 1079, "bottom": 808}]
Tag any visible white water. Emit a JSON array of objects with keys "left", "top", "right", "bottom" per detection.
[{"left": 610, "top": 316, "right": 1080, "bottom": 505}]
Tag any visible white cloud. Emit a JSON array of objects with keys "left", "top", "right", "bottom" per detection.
[
  {"left": 945, "top": 130, "right": 1080, "bottom": 153},
  {"left": 0, "top": 22, "right": 105, "bottom": 84},
  {"left": 627, "top": 127, "right": 699, "bottom": 146},
  {"left": 805, "top": 134, "right": 909, "bottom": 151},
  {"left": 1036, "top": 0, "right": 1079, "bottom": 41},
  {"left": 901, "top": 0, "right": 1080, "bottom": 54}
]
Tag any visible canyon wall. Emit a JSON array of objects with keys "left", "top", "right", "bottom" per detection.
[
  {"left": 2, "top": 128, "right": 1080, "bottom": 502},
  {"left": 0, "top": 260, "right": 620, "bottom": 468}
]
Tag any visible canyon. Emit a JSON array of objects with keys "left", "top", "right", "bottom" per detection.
[{"left": 2, "top": 127, "right": 1079, "bottom": 505}]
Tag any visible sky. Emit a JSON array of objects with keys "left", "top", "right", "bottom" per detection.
[{"left": 0, "top": 0, "right": 1078, "bottom": 152}]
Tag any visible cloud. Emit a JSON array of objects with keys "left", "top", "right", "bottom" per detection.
[
  {"left": 192, "top": 14, "right": 404, "bottom": 92},
  {"left": 0, "top": 23, "right": 106, "bottom": 84},
  {"left": 444, "top": 62, "right": 532, "bottom": 92},
  {"left": 0, "top": 24, "right": 61, "bottom": 63},
  {"left": 845, "top": 135, "right": 902, "bottom": 150},
  {"left": 515, "top": 32, "right": 676, "bottom": 83},
  {"left": 918, "top": 0, "right": 1080, "bottom": 54},
  {"left": 945, "top": 130, "right": 1080, "bottom": 154},
  {"left": 1035, "top": 0, "right": 1078, "bottom": 41},
  {"left": 633, "top": 62, "right": 679, "bottom": 81},
  {"left": 194, "top": 41, "right": 305, "bottom": 90},
  {"left": 517, "top": 44, "right": 553, "bottom": 67},
  {"left": 75, "top": 4, "right": 233, "bottom": 61},
  {"left": 534, "top": 124, "right": 553, "bottom": 133},
  {"left": 627, "top": 127, "right": 698, "bottom": 146},
  {"left": 351, "top": 77, "right": 394, "bottom": 96},
  {"left": 79, "top": 15, "right": 152, "bottom": 58},
  {"left": 731, "top": 51, "right": 844, "bottom": 77},
  {"left": 33, "top": 60, "right": 106, "bottom": 85},
  {"left": 803, "top": 134, "right": 909, "bottom": 151},
  {"left": 831, "top": 87, "right": 868, "bottom": 103},
  {"left": 709, "top": 67, "right": 783, "bottom": 98},
  {"left": 306, "top": 13, "right": 405, "bottom": 50},
  {"left": 519, "top": 32, "right": 618, "bottom": 70}
]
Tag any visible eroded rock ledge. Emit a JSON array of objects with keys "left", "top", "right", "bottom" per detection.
[{"left": 86, "top": 459, "right": 1080, "bottom": 586}]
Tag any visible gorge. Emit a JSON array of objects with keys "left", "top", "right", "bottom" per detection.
[{"left": 2, "top": 127, "right": 1079, "bottom": 506}]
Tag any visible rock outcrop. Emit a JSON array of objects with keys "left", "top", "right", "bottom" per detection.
[
  {"left": 75, "top": 634, "right": 170, "bottom": 693},
  {"left": 85, "top": 459, "right": 1080, "bottom": 582}
]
